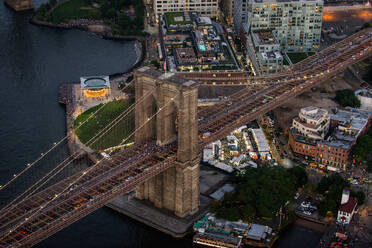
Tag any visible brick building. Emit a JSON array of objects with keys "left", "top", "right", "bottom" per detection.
[{"left": 289, "top": 107, "right": 372, "bottom": 169}]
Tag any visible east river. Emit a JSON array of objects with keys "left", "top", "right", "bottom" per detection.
[{"left": 2, "top": 1, "right": 371, "bottom": 247}]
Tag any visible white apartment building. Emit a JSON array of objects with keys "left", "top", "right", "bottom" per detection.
[
  {"left": 154, "top": 0, "right": 218, "bottom": 20},
  {"left": 292, "top": 106, "right": 330, "bottom": 140},
  {"left": 234, "top": 0, "right": 323, "bottom": 52},
  {"left": 337, "top": 188, "right": 358, "bottom": 225}
]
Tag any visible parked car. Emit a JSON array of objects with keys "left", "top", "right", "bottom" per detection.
[
  {"left": 301, "top": 201, "right": 311, "bottom": 208},
  {"left": 297, "top": 206, "right": 305, "bottom": 212},
  {"left": 303, "top": 211, "right": 312, "bottom": 216},
  {"left": 351, "top": 180, "right": 359, "bottom": 185},
  {"left": 363, "top": 178, "right": 371, "bottom": 183},
  {"left": 294, "top": 192, "right": 300, "bottom": 200}
]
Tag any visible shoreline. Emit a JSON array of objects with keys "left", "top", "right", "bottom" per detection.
[
  {"left": 29, "top": 14, "right": 146, "bottom": 41},
  {"left": 51, "top": 11, "right": 146, "bottom": 157}
]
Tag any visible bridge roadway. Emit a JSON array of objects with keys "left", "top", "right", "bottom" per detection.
[
  {"left": 0, "top": 28, "right": 371, "bottom": 247},
  {"left": 179, "top": 28, "right": 372, "bottom": 86}
]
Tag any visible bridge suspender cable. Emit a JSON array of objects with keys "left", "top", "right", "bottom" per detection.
[
  {"left": 0, "top": 88, "right": 153, "bottom": 220},
  {"left": 0, "top": 92, "right": 154, "bottom": 233},
  {"left": 1, "top": 96, "right": 178, "bottom": 241},
  {"left": 0, "top": 82, "right": 135, "bottom": 193}
]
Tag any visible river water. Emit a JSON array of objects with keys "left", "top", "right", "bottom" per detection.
[{"left": 0, "top": 1, "right": 338, "bottom": 247}]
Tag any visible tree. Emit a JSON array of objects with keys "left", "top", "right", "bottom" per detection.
[
  {"left": 363, "top": 63, "right": 372, "bottom": 83},
  {"left": 212, "top": 166, "right": 297, "bottom": 221},
  {"left": 351, "top": 190, "right": 365, "bottom": 205},
  {"left": 317, "top": 174, "right": 349, "bottom": 217},
  {"left": 333, "top": 89, "right": 361, "bottom": 108},
  {"left": 288, "top": 166, "right": 308, "bottom": 188},
  {"left": 105, "top": 8, "right": 116, "bottom": 19},
  {"left": 317, "top": 176, "right": 331, "bottom": 194},
  {"left": 352, "top": 131, "right": 372, "bottom": 163},
  {"left": 303, "top": 182, "right": 317, "bottom": 198},
  {"left": 48, "top": 0, "right": 57, "bottom": 6}
]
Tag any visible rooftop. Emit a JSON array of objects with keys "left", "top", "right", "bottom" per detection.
[
  {"left": 253, "top": 31, "right": 277, "bottom": 45},
  {"left": 161, "top": 12, "right": 238, "bottom": 72},
  {"left": 355, "top": 89, "right": 372, "bottom": 98},
  {"left": 135, "top": 66, "right": 198, "bottom": 88},
  {"left": 321, "top": 137, "right": 351, "bottom": 150},
  {"left": 210, "top": 184, "right": 234, "bottom": 201},
  {"left": 194, "top": 232, "right": 241, "bottom": 246},
  {"left": 80, "top": 76, "right": 110, "bottom": 90},
  {"left": 339, "top": 196, "right": 358, "bottom": 213},
  {"left": 165, "top": 12, "right": 192, "bottom": 26},
  {"left": 331, "top": 108, "right": 372, "bottom": 132},
  {"left": 300, "top": 106, "right": 328, "bottom": 121},
  {"left": 253, "top": 0, "right": 322, "bottom": 3},
  {"left": 247, "top": 224, "right": 269, "bottom": 241},
  {"left": 260, "top": 51, "right": 282, "bottom": 60}
]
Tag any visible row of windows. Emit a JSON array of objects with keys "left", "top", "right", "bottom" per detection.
[
  {"left": 156, "top": 0, "right": 216, "bottom": 2},
  {"left": 293, "top": 142, "right": 347, "bottom": 157},
  {"left": 156, "top": 4, "right": 217, "bottom": 9},
  {"left": 294, "top": 148, "right": 315, "bottom": 155}
]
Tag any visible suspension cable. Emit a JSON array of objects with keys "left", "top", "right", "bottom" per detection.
[
  {"left": 2, "top": 96, "right": 177, "bottom": 241},
  {"left": 0, "top": 87, "right": 152, "bottom": 219},
  {"left": 0, "top": 82, "right": 135, "bottom": 192}
]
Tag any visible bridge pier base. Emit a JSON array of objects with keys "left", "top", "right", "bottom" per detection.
[
  {"left": 4, "top": 0, "right": 34, "bottom": 11},
  {"left": 134, "top": 67, "right": 200, "bottom": 218},
  {"left": 135, "top": 158, "right": 200, "bottom": 217}
]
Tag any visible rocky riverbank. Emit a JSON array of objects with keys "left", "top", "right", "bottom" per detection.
[
  {"left": 30, "top": 16, "right": 146, "bottom": 41},
  {"left": 52, "top": 14, "right": 145, "bottom": 160}
]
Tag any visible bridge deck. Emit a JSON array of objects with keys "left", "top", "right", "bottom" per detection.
[{"left": 0, "top": 27, "right": 371, "bottom": 247}]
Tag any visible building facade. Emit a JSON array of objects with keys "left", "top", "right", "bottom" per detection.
[
  {"left": 80, "top": 76, "right": 110, "bottom": 100},
  {"left": 337, "top": 188, "right": 358, "bottom": 225},
  {"left": 355, "top": 89, "right": 372, "bottom": 111},
  {"left": 234, "top": 0, "right": 323, "bottom": 52},
  {"left": 292, "top": 106, "right": 330, "bottom": 140},
  {"left": 289, "top": 107, "right": 372, "bottom": 169},
  {"left": 240, "top": 25, "right": 283, "bottom": 74},
  {"left": 154, "top": 0, "right": 218, "bottom": 20}
]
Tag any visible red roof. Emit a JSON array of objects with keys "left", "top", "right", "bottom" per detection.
[{"left": 339, "top": 196, "right": 358, "bottom": 213}]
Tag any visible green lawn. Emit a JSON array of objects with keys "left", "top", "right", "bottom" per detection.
[
  {"left": 49, "top": 0, "right": 101, "bottom": 23},
  {"left": 287, "top": 52, "right": 308, "bottom": 64},
  {"left": 74, "top": 100, "right": 134, "bottom": 150},
  {"left": 165, "top": 12, "right": 192, "bottom": 25}
]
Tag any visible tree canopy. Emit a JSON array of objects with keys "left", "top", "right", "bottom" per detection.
[
  {"left": 288, "top": 166, "right": 308, "bottom": 188},
  {"left": 317, "top": 174, "right": 349, "bottom": 217},
  {"left": 36, "top": 0, "right": 145, "bottom": 35},
  {"left": 352, "top": 127, "right": 372, "bottom": 164},
  {"left": 211, "top": 166, "right": 302, "bottom": 221},
  {"left": 333, "top": 89, "right": 361, "bottom": 108},
  {"left": 363, "top": 63, "right": 372, "bottom": 84}
]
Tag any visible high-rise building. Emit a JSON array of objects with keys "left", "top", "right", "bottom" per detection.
[
  {"left": 234, "top": 0, "right": 323, "bottom": 52},
  {"left": 154, "top": 0, "right": 219, "bottom": 20},
  {"left": 240, "top": 24, "right": 283, "bottom": 74}
]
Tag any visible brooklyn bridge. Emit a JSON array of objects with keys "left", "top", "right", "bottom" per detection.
[{"left": 0, "top": 28, "right": 371, "bottom": 247}]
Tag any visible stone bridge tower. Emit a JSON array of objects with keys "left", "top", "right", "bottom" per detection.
[
  {"left": 4, "top": 0, "right": 34, "bottom": 11},
  {"left": 133, "top": 66, "right": 200, "bottom": 218}
]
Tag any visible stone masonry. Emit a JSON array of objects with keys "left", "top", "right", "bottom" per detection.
[{"left": 133, "top": 66, "right": 200, "bottom": 218}]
